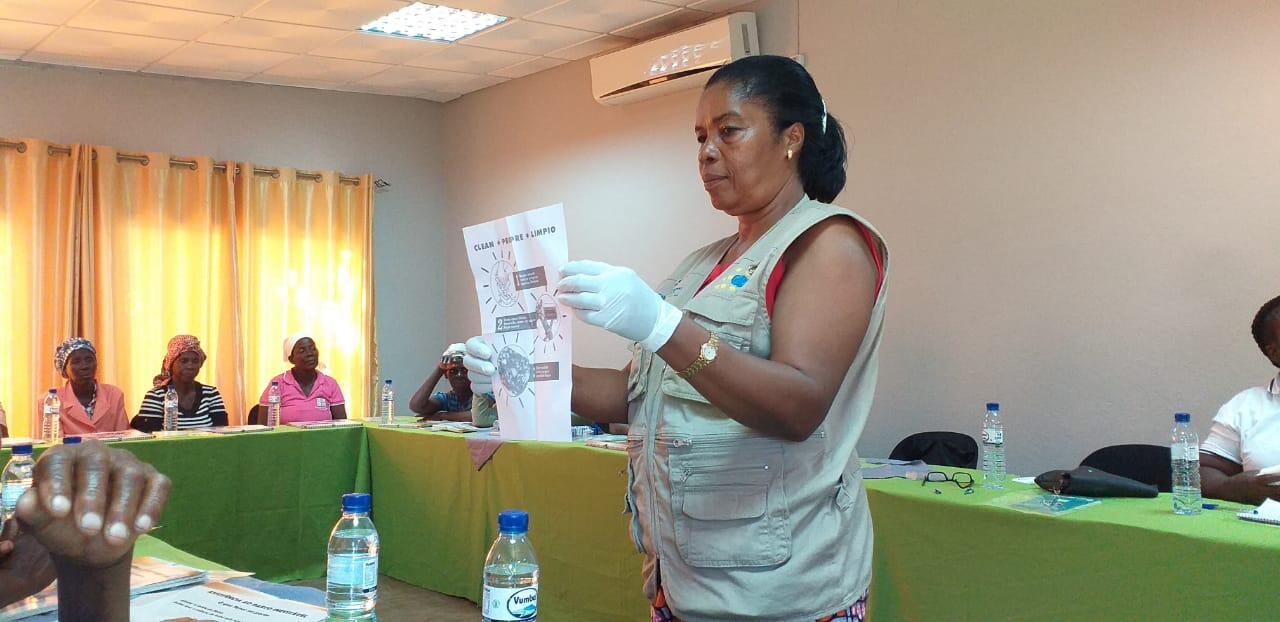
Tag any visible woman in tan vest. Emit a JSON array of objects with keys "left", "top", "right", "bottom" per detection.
[{"left": 465, "top": 55, "right": 888, "bottom": 621}]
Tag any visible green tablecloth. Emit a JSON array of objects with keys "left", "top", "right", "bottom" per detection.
[
  {"left": 364, "top": 429, "right": 1280, "bottom": 621},
  {"left": 3, "top": 426, "right": 369, "bottom": 582},
  {"left": 134, "top": 535, "right": 231, "bottom": 572}
]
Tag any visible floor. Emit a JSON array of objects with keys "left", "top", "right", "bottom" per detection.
[{"left": 292, "top": 575, "right": 479, "bottom": 621}]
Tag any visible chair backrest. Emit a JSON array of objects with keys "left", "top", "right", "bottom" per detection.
[
  {"left": 889, "top": 431, "right": 979, "bottom": 469},
  {"left": 1080, "top": 444, "right": 1172, "bottom": 492},
  {"left": 247, "top": 404, "right": 261, "bottom": 426}
]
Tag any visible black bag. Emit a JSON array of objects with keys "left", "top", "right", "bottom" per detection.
[{"left": 1034, "top": 466, "right": 1158, "bottom": 498}]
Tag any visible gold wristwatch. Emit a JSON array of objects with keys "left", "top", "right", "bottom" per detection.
[{"left": 677, "top": 333, "right": 719, "bottom": 379}]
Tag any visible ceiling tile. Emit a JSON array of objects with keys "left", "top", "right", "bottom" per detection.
[
  {"left": 407, "top": 44, "right": 533, "bottom": 73},
  {"left": 454, "top": 73, "right": 507, "bottom": 93},
  {"left": 245, "top": 0, "right": 409, "bottom": 30},
  {"left": 611, "top": 7, "right": 710, "bottom": 40},
  {"left": 0, "top": 0, "right": 93, "bottom": 25},
  {"left": 436, "top": 0, "right": 563, "bottom": 19},
  {"left": 68, "top": 1, "right": 230, "bottom": 40},
  {"left": 247, "top": 73, "right": 348, "bottom": 90},
  {"left": 198, "top": 17, "right": 348, "bottom": 53},
  {"left": 355, "top": 64, "right": 497, "bottom": 93},
  {"left": 25, "top": 27, "right": 184, "bottom": 70},
  {"left": 258, "top": 54, "right": 390, "bottom": 83},
  {"left": 148, "top": 42, "right": 295, "bottom": 79},
  {"left": 129, "top": 0, "right": 264, "bottom": 15},
  {"left": 0, "top": 19, "right": 54, "bottom": 59},
  {"left": 527, "top": 0, "right": 671, "bottom": 33},
  {"left": 462, "top": 19, "right": 595, "bottom": 56},
  {"left": 489, "top": 55, "right": 564, "bottom": 79},
  {"left": 686, "top": 0, "right": 752, "bottom": 12},
  {"left": 545, "top": 33, "right": 629, "bottom": 61},
  {"left": 418, "top": 91, "right": 460, "bottom": 103},
  {"left": 310, "top": 31, "right": 443, "bottom": 63},
  {"left": 338, "top": 82, "right": 422, "bottom": 98}
]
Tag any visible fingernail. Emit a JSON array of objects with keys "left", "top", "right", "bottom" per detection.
[
  {"left": 50, "top": 496, "right": 71, "bottom": 516},
  {"left": 135, "top": 514, "right": 153, "bottom": 531},
  {"left": 107, "top": 522, "right": 129, "bottom": 542},
  {"left": 80, "top": 512, "right": 103, "bottom": 533}
]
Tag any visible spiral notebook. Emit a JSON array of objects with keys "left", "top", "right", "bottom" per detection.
[{"left": 1238, "top": 498, "right": 1280, "bottom": 526}]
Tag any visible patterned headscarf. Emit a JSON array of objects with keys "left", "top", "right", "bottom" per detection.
[
  {"left": 154, "top": 334, "right": 206, "bottom": 387},
  {"left": 54, "top": 337, "right": 95, "bottom": 378}
]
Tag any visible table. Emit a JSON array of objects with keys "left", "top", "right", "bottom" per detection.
[
  {"left": 365, "top": 428, "right": 1280, "bottom": 621},
  {"left": 3, "top": 426, "right": 369, "bottom": 582}
]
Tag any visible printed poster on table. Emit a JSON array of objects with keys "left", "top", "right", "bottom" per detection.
[{"left": 463, "top": 204, "right": 572, "bottom": 442}]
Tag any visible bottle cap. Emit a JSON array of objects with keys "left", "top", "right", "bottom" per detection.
[
  {"left": 1174, "top": 412, "right": 1191, "bottom": 423},
  {"left": 385, "top": 379, "right": 392, "bottom": 385},
  {"left": 48, "top": 388, "right": 57, "bottom": 395},
  {"left": 341, "top": 493, "right": 371, "bottom": 514},
  {"left": 63, "top": 436, "right": 81, "bottom": 445},
  {"left": 271, "top": 381, "right": 279, "bottom": 386},
  {"left": 986, "top": 402, "right": 1000, "bottom": 412},
  {"left": 498, "top": 510, "right": 529, "bottom": 534},
  {"left": 12, "top": 444, "right": 33, "bottom": 456}
]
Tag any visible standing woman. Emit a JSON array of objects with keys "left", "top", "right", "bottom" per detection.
[
  {"left": 467, "top": 55, "right": 886, "bottom": 620},
  {"left": 132, "top": 335, "right": 229, "bottom": 431},
  {"left": 42, "top": 338, "right": 130, "bottom": 437}
]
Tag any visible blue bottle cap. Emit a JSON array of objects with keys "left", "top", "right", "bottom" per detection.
[
  {"left": 63, "top": 436, "right": 81, "bottom": 445},
  {"left": 986, "top": 402, "right": 1000, "bottom": 411},
  {"left": 12, "top": 444, "right": 33, "bottom": 455},
  {"left": 341, "top": 493, "right": 371, "bottom": 514},
  {"left": 385, "top": 379, "right": 392, "bottom": 385},
  {"left": 498, "top": 510, "right": 529, "bottom": 534},
  {"left": 47, "top": 389, "right": 57, "bottom": 395},
  {"left": 1174, "top": 412, "right": 1191, "bottom": 423}
]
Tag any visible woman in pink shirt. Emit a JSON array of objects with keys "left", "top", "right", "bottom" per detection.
[
  {"left": 38, "top": 338, "right": 129, "bottom": 437},
  {"left": 259, "top": 334, "right": 347, "bottom": 424}
]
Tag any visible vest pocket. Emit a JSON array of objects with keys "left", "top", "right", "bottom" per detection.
[
  {"left": 670, "top": 441, "right": 791, "bottom": 568},
  {"left": 626, "top": 344, "right": 650, "bottom": 403}
]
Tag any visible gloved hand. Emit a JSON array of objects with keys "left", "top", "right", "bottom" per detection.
[
  {"left": 557, "top": 260, "right": 683, "bottom": 351},
  {"left": 462, "top": 337, "right": 495, "bottom": 394}
]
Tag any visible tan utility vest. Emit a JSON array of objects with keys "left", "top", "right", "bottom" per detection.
[{"left": 624, "top": 198, "right": 889, "bottom": 621}]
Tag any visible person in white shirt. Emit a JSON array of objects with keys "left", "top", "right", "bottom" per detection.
[{"left": 1201, "top": 294, "right": 1280, "bottom": 504}]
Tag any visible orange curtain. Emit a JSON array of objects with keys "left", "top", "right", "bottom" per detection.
[
  {"left": 0, "top": 140, "right": 87, "bottom": 438},
  {"left": 84, "top": 148, "right": 244, "bottom": 424},
  {"left": 236, "top": 167, "right": 375, "bottom": 420}
]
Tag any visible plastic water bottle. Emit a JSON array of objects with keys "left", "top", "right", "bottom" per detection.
[
  {"left": 41, "top": 389, "right": 61, "bottom": 443},
  {"left": 327, "top": 493, "right": 379, "bottom": 619},
  {"left": 981, "top": 402, "right": 1005, "bottom": 489},
  {"left": 63, "top": 436, "right": 81, "bottom": 445},
  {"left": 483, "top": 510, "right": 539, "bottom": 622},
  {"left": 380, "top": 380, "right": 395, "bottom": 424},
  {"left": 163, "top": 386, "right": 180, "bottom": 432},
  {"left": 1, "top": 445, "right": 35, "bottom": 522},
  {"left": 266, "top": 381, "right": 282, "bottom": 426},
  {"left": 1171, "top": 412, "right": 1202, "bottom": 516}
]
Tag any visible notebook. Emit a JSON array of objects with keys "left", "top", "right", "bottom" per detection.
[{"left": 1238, "top": 498, "right": 1280, "bottom": 526}]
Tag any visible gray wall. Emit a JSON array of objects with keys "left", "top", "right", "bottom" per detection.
[
  {"left": 441, "top": 0, "right": 1280, "bottom": 474},
  {"left": 0, "top": 60, "right": 447, "bottom": 410}
]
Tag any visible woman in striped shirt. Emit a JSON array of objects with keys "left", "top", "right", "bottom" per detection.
[{"left": 131, "top": 335, "right": 228, "bottom": 431}]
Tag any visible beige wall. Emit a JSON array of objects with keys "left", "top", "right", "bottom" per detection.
[
  {"left": 0, "top": 60, "right": 448, "bottom": 409},
  {"left": 442, "top": 0, "right": 1280, "bottom": 473}
]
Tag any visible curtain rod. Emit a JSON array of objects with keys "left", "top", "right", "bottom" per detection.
[{"left": 1, "top": 139, "right": 360, "bottom": 185}]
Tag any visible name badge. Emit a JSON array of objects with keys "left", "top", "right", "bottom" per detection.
[{"left": 316, "top": 397, "right": 328, "bottom": 409}]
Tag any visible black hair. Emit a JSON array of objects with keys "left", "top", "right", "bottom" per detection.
[
  {"left": 705, "top": 55, "right": 847, "bottom": 203},
  {"left": 1252, "top": 294, "right": 1280, "bottom": 360}
]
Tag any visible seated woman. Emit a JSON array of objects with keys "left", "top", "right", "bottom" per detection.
[
  {"left": 409, "top": 344, "right": 475, "bottom": 422},
  {"left": 0, "top": 401, "right": 6, "bottom": 438},
  {"left": 259, "top": 334, "right": 347, "bottom": 423},
  {"left": 40, "top": 338, "right": 129, "bottom": 437},
  {"left": 132, "top": 335, "right": 228, "bottom": 432},
  {"left": 1201, "top": 294, "right": 1280, "bottom": 504}
]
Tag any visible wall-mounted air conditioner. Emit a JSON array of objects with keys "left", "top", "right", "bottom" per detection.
[{"left": 589, "top": 12, "right": 758, "bottom": 106}]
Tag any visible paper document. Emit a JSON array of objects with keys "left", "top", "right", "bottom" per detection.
[
  {"left": 130, "top": 581, "right": 326, "bottom": 621},
  {"left": 463, "top": 204, "right": 572, "bottom": 442},
  {"left": 0, "top": 557, "right": 208, "bottom": 619}
]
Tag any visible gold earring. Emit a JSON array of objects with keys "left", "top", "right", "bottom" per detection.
[{"left": 786, "top": 148, "right": 793, "bottom": 160}]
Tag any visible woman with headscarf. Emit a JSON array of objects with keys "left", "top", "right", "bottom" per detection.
[
  {"left": 258, "top": 333, "right": 347, "bottom": 424},
  {"left": 132, "top": 335, "right": 228, "bottom": 432},
  {"left": 41, "top": 338, "right": 129, "bottom": 437}
]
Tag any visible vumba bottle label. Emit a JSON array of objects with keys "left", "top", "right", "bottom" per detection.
[
  {"left": 982, "top": 428, "right": 1003, "bottom": 445},
  {"left": 483, "top": 584, "right": 537, "bottom": 620}
]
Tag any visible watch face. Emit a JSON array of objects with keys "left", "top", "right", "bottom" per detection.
[{"left": 701, "top": 341, "right": 717, "bottom": 361}]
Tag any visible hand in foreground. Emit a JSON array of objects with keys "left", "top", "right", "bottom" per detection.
[
  {"left": 0, "top": 518, "right": 55, "bottom": 607},
  {"left": 463, "top": 336, "right": 496, "bottom": 395},
  {"left": 556, "top": 260, "right": 682, "bottom": 351},
  {"left": 16, "top": 440, "right": 170, "bottom": 569},
  {"left": 1239, "top": 470, "right": 1280, "bottom": 504}
]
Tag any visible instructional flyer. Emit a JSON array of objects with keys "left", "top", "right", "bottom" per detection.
[{"left": 463, "top": 204, "right": 572, "bottom": 442}]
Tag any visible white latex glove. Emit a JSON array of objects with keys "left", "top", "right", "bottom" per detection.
[
  {"left": 462, "top": 337, "right": 495, "bottom": 394},
  {"left": 557, "top": 260, "right": 683, "bottom": 352}
]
